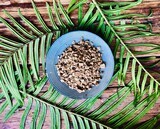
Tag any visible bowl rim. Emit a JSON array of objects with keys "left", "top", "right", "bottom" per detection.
[{"left": 46, "top": 30, "right": 114, "bottom": 99}]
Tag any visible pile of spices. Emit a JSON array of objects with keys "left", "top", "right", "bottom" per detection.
[{"left": 56, "top": 40, "right": 105, "bottom": 93}]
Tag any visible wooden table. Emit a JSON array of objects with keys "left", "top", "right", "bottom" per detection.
[{"left": 0, "top": 0, "right": 160, "bottom": 129}]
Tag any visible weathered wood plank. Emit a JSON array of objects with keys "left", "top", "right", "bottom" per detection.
[
  {"left": 0, "top": 0, "right": 160, "bottom": 58},
  {"left": 0, "top": 0, "right": 160, "bottom": 129},
  {"left": 0, "top": 89, "right": 160, "bottom": 129}
]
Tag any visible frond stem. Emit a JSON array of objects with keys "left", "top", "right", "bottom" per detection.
[
  {"left": 92, "top": 0, "right": 160, "bottom": 86},
  {"left": 19, "top": 90, "right": 111, "bottom": 129},
  {"left": 0, "top": 29, "right": 62, "bottom": 66}
]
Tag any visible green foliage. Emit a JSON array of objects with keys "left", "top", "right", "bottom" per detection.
[{"left": 0, "top": 0, "right": 160, "bottom": 129}]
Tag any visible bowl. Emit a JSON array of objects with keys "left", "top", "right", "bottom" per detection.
[{"left": 46, "top": 31, "right": 114, "bottom": 99}]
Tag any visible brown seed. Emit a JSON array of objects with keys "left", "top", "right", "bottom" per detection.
[{"left": 100, "top": 63, "right": 105, "bottom": 69}]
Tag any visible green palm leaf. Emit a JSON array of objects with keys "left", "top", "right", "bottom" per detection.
[
  {"left": 20, "top": 98, "right": 32, "bottom": 129},
  {"left": 0, "top": 0, "right": 159, "bottom": 129}
]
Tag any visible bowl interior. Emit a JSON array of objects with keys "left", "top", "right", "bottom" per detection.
[{"left": 46, "top": 31, "right": 114, "bottom": 99}]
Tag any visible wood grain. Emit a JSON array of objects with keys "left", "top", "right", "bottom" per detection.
[{"left": 0, "top": 0, "right": 160, "bottom": 129}]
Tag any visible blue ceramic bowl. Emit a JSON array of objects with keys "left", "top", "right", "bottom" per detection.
[{"left": 46, "top": 31, "right": 114, "bottom": 99}]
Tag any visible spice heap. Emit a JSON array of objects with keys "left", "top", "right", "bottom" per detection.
[{"left": 56, "top": 40, "right": 105, "bottom": 93}]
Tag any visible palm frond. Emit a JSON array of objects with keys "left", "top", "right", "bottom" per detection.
[
  {"left": 137, "top": 114, "right": 160, "bottom": 129},
  {"left": 91, "top": 0, "right": 160, "bottom": 95},
  {"left": 0, "top": 0, "right": 160, "bottom": 129}
]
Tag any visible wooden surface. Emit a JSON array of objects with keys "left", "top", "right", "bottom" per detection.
[{"left": 0, "top": 0, "right": 160, "bottom": 129}]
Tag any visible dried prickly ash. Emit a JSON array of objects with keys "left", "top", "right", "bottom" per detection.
[{"left": 56, "top": 40, "right": 105, "bottom": 93}]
